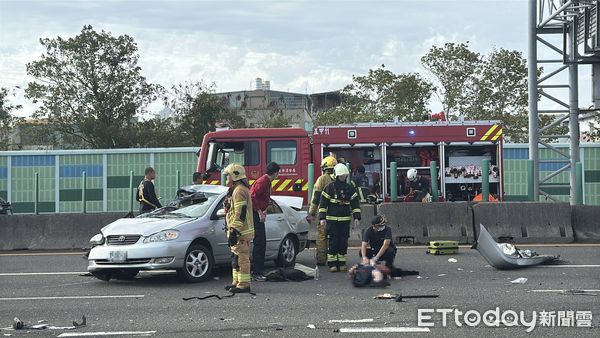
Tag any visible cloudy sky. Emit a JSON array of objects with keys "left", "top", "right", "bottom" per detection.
[{"left": 0, "top": 0, "right": 590, "bottom": 117}]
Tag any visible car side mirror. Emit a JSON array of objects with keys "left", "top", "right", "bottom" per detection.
[{"left": 216, "top": 209, "right": 226, "bottom": 218}]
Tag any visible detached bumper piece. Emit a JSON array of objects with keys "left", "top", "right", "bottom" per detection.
[{"left": 473, "top": 224, "right": 560, "bottom": 270}]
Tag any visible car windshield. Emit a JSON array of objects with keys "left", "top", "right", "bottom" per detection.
[{"left": 165, "top": 192, "right": 220, "bottom": 218}]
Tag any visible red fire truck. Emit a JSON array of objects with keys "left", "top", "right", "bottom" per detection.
[{"left": 196, "top": 121, "right": 504, "bottom": 202}]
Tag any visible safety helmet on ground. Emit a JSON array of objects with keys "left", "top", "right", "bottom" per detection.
[
  {"left": 224, "top": 163, "right": 246, "bottom": 181},
  {"left": 407, "top": 168, "right": 418, "bottom": 181},
  {"left": 334, "top": 163, "right": 350, "bottom": 177},
  {"left": 321, "top": 156, "right": 338, "bottom": 170}
]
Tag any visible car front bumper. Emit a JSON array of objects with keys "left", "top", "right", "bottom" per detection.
[{"left": 87, "top": 240, "right": 192, "bottom": 272}]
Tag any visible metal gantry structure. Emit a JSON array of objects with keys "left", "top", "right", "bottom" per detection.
[{"left": 528, "top": 0, "right": 599, "bottom": 205}]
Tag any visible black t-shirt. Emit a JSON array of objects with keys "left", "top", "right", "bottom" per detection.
[
  {"left": 363, "top": 226, "right": 395, "bottom": 251},
  {"left": 410, "top": 176, "right": 430, "bottom": 192}
]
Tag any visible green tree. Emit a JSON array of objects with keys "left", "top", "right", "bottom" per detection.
[
  {"left": 421, "top": 42, "right": 481, "bottom": 115},
  {"left": 25, "top": 25, "right": 162, "bottom": 148},
  {"left": 134, "top": 117, "right": 180, "bottom": 148},
  {"left": 315, "top": 67, "right": 434, "bottom": 125},
  {"left": 167, "top": 81, "right": 231, "bottom": 146},
  {"left": 422, "top": 42, "right": 567, "bottom": 142},
  {"left": 0, "top": 87, "right": 22, "bottom": 150}
]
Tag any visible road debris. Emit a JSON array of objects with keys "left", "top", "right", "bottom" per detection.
[
  {"left": 561, "top": 289, "right": 598, "bottom": 296},
  {"left": 9, "top": 316, "right": 85, "bottom": 331},
  {"left": 510, "top": 277, "right": 528, "bottom": 284},
  {"left": 447, "top": 258, "right": 458, "bottom": 263},
  {"left": 395, "top": 293, "right": 439, "bottom": 302},
  {"left": 474, "top": 224, "right": 560, "bottom": 269},
  {"left": 437, "top": 274, "right": 446, "bottom": 277},
  {"left": 183, "top": 291, "right": 256, "bottom": 301},
  {"left": 307, "top": 324, "right": 316, "bottom": 329},
  {"left": 373, "top": 293, "right": 439, "bottom": 302},
  {"left": 457, "top": 268, "right": 464, "bottom": 271}
]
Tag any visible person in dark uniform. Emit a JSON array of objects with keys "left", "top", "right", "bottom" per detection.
[
  {"left": 137, "top": 167, "right": 162, "bottom": 214},
  {"left": 406, "top": 168, "right": 431, "bottom": 202},
  {"left": 319, "top": 163, "right": 361, "bottom": 272},
  {"left": 360, "top": 215, "right": 397, "bottom": 268}
]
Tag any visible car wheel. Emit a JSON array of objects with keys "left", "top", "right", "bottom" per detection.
[
  {"left": 275, "top": 235, "right": 297, "bottom": 267},
  {"left": 177, "top": 243, "right": 214, "bottom": 283},
  {"left": 91, "top": 271, "right": 112, "bottom": 282},
  {"left": 112, "top": 269, "right": 139, "bottom": 280}
]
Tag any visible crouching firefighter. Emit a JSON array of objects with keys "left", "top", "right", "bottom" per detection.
[
  {"left": 224, "top": 163, "right": 255, "bottom": 293},
  {"left": 319, "top": 163, "right": 361, "bottom": 272},
  {"left": 308, "top": 156, "right": 337, "bottom": 266}
]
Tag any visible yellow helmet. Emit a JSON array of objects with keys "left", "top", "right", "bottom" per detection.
[
  {"left": 224, "top": 163, "right": 246, "bottom": 181},
  {"left": 320, "top": 156, "right": 337, "bottom": 170}
]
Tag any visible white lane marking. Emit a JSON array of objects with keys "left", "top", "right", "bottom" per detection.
[
  {"left": 0, "top": 252, "right": 85, "bottom": 257},
  {"left": 0, "top": 295, "right": 144, "bottom": 301},
  {"left": 338, "top": 327, "right": 430, "bottom": 333},
  {"left": 328, "top": 319, "right": 374, "bottom": 323},
  {"left": 42, "top": 281, "right": 96, "bottom": 289},
  {"left": 534, "top": 265, "right": 600, "bottom": 268},
  {"left": 0, "top": 272, "right": 85, "bottom": 276},
  {"left": 58, "top": 331, "right": 156, "bottom": 337},
  {"left": 530, "top": 289, "right": 600, "bottom": 292}
]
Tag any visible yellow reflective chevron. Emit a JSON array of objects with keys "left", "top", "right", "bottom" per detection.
[
  {"left": 480, "top": 125, "right": 499, "bottom": 141},
  {"left": 271, "top": 179, "right": 280, "bottom": 188},
  {"left": 325, "top": 216, "right": 352, "bottom": 221},
  {"left": 491, "top": 128, "right": 503, "bottom": 141},
  {"left": 288, "top": 179, "right": 303, "bottom": 191},
  {"left": 277, "top": 179, "right": 292, "bottom": 191}
]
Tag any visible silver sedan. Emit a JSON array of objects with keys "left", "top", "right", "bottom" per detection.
[{"left": 87, "top": 185, "right": 309, "bottom": 282}]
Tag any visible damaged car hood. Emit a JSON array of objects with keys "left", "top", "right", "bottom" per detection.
[{"left": 101, "top": 217, "right": 195, "bottom": 236}]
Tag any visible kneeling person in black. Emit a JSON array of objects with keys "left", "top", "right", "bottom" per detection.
[{"left": 360, "top": 215, "right": 396, "bottom": 268}]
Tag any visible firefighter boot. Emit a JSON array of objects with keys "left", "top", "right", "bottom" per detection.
[
  {"left": 338, "top": 254, "right": 348, "bottom": 272},
  {"left": 231, "top": 240, "right": 251, "bottom": 291},
  {"left": 328, "top": 254, "right": 339, "bottom": 272},
  {"left": 316, "top": 222, "right": 328, "bottom": 265}
]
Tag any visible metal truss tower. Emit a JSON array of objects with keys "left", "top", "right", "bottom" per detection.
[{"left": 529, "top": 0, "right": 599, "bottom": 204}]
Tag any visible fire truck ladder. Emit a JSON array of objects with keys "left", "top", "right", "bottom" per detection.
[{"left": 528, "top": 0, "right": 600, "bottom": 204}]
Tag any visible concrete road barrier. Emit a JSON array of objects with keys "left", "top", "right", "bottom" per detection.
[
  {"left": 378, "top": 202, "right": 473, "bottom": 244},
  {"left": 571, "top": 205, "right": 600, "bottom": 243},
  {"left": 0, "top": 213, "right": 124, "bottom": 251},
  {"left": 472, "top": 202, "right": 573, "bottom": 244}
]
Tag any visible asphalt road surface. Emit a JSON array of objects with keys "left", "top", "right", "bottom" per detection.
[{"left": 0, "top": 245, "right": 599, "bottom": 337}]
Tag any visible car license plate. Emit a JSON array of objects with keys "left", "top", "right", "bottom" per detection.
[{"left": 109, "top": 251, "right": 127, "bottom": 263}]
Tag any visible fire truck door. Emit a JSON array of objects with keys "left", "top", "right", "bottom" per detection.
[
  {"left": 266, "top": 140, "right": 302, "bottom": 194},
  {"left": 205, "top": 140, "right": 261, "bottom": 183}
]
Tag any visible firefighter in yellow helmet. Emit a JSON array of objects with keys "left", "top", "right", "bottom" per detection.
[
  {"left": 318, "top": 163, "right": 361, "bottom": 272},
  {"left": 308, "top": 156, "right": 337, "bottom": 265},
  {"left": 223, "top": 163, "right": 254, "bottom": 293}
]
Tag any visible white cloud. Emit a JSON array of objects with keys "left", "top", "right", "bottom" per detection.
[{"left": 8, "top": 0, "right": 590, "bottom": 119}]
